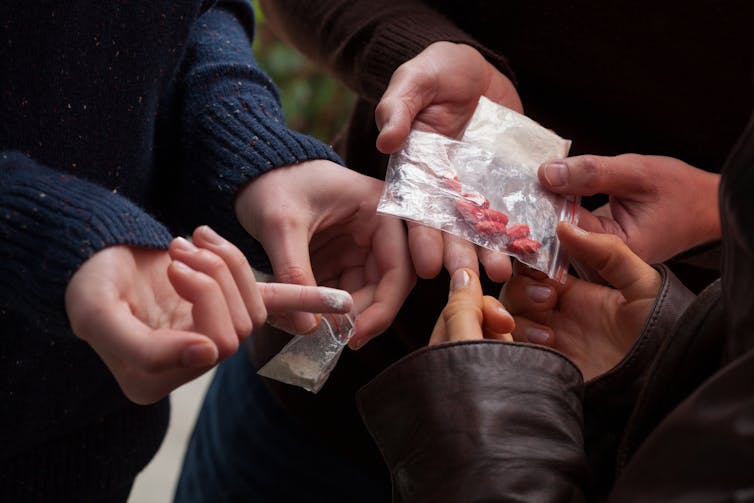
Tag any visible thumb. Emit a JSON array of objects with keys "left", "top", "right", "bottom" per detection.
[
  {"left": 539, "top": 155, "right": 650, "bottom": 197},
  {"left": 430, "top": 268, "right": 485, "bottom": 344},
  {"left": 557, "top": 222, "right": 659, "bottom": 301},
  {"left": 259, "top": 226, "right": 320, "bottom": 334},
  {"left": 375, "top": 66, "right": 437, "bottom": 154}
]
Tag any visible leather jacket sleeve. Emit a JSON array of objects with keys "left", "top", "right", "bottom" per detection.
[
  {"left": 357, "top": 342, "right": 588, "bottom": 503},
  {"left": 355, "top": 264, "right": 696, "bottom": 502}
]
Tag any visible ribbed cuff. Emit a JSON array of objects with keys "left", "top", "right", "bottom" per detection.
[
  {"left": 0, "top": 153, "right": 173, "bottom": 335},
  {"left": 184, "top": 94, "right": 343, "bottom": 271}
]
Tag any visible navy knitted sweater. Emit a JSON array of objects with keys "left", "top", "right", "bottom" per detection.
[{"left": 0, "top": 1, "right": 340, "bottom": 500}]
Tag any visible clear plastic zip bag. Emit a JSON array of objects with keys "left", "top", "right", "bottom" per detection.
[
  {"left": 378, "top": 97, "right": 578, "bottom": 282},
  {"left": 257, "top": 312, "right": 355, "bottom": 393}
]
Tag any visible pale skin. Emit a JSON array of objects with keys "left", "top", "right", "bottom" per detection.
[
  {"left": 234, "top": 159, "right": 415, "bottom": 349},
  {"left": 65, "top": 225, "right": 354, "bottom": 405},
  {"left": 434, "top": 222, "right": 662, "bottom": 382}
]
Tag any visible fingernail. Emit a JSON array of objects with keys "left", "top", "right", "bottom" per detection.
[
  {"left": 526, "top": 285, "right": 552, "bottom": 302},
  {"left": 173, "top": 236, "right": 196, "bottom": 251},
  {"left": 525, "top": 327, "right": 551, "bottom": 345},
  {"left": 450, "top": 269, "right": 470, "bottom": 293},
  {"left": 197, "top": 225, "right": 223, "bottom": 244},
  {"left": 182, "top": 343, "right": 218, "bottom": 367},
  {"left": 543, "top": 162, "right": 568, "bottom": 187}
]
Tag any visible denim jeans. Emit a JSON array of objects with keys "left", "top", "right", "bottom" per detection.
[{"left": 174, "top": 348, "right": 390, "bottom": 502}]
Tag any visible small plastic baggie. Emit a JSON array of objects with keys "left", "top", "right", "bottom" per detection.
[
  {"left": 257, "top": 312, "right": 355, "bottom": 393},
  {"left": 377, "top": 97, "right": 578, "bottom": 282}
]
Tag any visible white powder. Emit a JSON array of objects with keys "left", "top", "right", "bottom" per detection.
[
  {"left": 318, "top": 287, "right": 352, "bottom": 311},
  {"left": 278, "top": 352, "right": 322, "bottom": 381}
]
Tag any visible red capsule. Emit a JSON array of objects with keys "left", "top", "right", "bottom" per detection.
[
  {"left": 475, "top": 219, "right": 507, "bottom": 236},
  {"left": 481, "top": 208, "right": 508, "bottom": 225},
  {"left": 509, "top": 238, "right": 541, "bottom": 255},
  {"left": 455, "top": 198, "right": 486, "bottom": 224},
  {"left": 506, "top": 224, "right": 530, "bottom": 240}
]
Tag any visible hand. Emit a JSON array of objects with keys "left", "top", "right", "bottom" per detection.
[
  {"left": 235, "top": 159, "right": 415, "bottom": 349},
  {"left": 65, "top": 225, "right": 353, "bottom": 404},
  {"left": 500, "top": 222, "right": 661, "bottom": 380},
  {"left": 429, "top": 268, "right": 514, "bottom": 346},
  {"left": 539, "top": 154, "right": 721, "bottom": 266},
  {"left": 374, "top": 41, "right": 523, "bottom": 282}
]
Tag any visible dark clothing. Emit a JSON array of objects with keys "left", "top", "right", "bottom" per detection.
[
  {"left": 174, "top": 349, "right": 389, "bottom": 503},
  {"left": 0, "top": 1, "right": 339, "bottom": 499},
  {"left": 262, "top": 0, "right": 750, "bottom": 460},
  {"left": 356, "top": 111, "right": 754, "bottom": 501}
]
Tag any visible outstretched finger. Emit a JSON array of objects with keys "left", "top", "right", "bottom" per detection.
[
  {"left": 557, "top": 222, "right": 660, "bottom": 302},
  {"left": 258, "top": 283, "right": 353, "bottom": 314}
]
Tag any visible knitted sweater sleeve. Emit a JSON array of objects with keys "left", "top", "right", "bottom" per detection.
[
  {"left": 258, "top": 0, "right": 514, "bottom": 102},
  {"left": 169, "top": 0, "right": 342, "bottom": 269},
  {"left": 0, "top": 151, "right": 173, "bottom": 335}
]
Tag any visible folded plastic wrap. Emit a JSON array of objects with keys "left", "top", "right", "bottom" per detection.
[
  {"left": 257, "top": 312, "right": 355, "bottom": 393},
  {"left": 378, "top": 97, "right": 577, "bottom": 282}
]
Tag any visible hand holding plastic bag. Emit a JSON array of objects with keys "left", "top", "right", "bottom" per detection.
[{"left": 378, "top": 98, "right": 577, "bottom": 282}]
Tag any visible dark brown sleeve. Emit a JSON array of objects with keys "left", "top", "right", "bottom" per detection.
[
  {"left": 356, "top": 341, "right": 589, "bottom": 503},
  {"left": 258, "top": 0, "right": 513, "bottom": 102}
]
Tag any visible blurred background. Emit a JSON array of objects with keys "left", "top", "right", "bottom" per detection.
[
  {"left": 128, "top": 3, "right": 356, "bottom": 501},
  {"left": 251, "top": 0, "right": 355, "bottom": 144}
]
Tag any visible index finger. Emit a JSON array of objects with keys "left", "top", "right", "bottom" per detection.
[{"left": 258, "top": 283, "right": 353, "bottom": 314}]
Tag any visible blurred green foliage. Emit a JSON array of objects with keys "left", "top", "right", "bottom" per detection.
[{"left": 252, "top": 1, "right": 355, "bottom": 144}]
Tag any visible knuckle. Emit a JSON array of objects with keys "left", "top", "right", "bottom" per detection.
[
  {"left": 276, "top": 264, "right": 310, "bottom": 285},
  {"left": 577, "top": 155, "right": 605, "bottom": 191},
  {"left": 197, "top": 250, "right": 226, "bottom": 275}
]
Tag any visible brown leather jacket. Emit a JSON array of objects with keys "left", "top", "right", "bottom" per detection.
[{"left": 356, "top": 112, "right": 754, "bottom": 502}]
